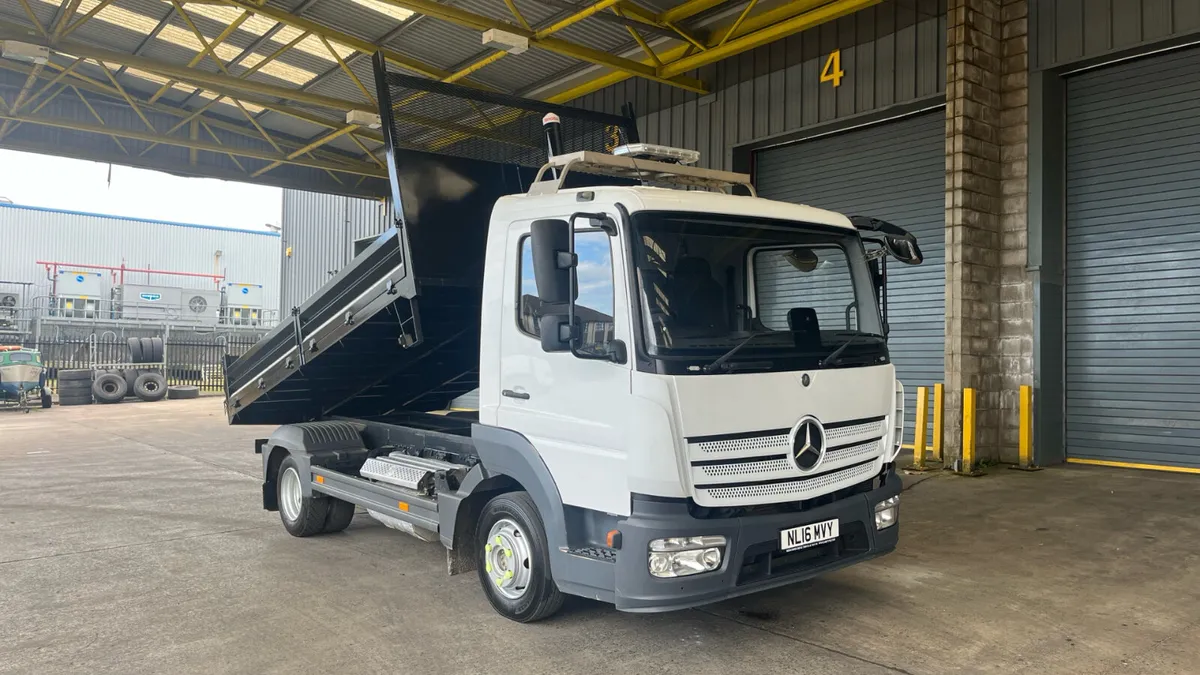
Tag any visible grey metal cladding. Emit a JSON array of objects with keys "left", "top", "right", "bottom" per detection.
[
  {"left": 1064, "top": 47, "right": 1200, "bottom": 469},
  {"left": 568, "top": 0, "right": 946, "bottom": 171},
  {"left": 280, "top": 190, "right": 391, "bottom": 312},
  {"left": 1033, "top": 0, "right": 1200, "bottom": 70},
  {"left": 753, "top": 111, "right": 945, "bottom": 443}
]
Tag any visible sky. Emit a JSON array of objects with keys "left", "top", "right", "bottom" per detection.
[{"left": 0, "top": 149, "right": 282, "bottom": 231}]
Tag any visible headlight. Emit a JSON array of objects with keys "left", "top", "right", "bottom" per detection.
[
  {"left": 648, "top": 536, "right": 727, "bottom": 578},
  {"left": 874, "top": 495, "right": 899, "bottom": 530}
]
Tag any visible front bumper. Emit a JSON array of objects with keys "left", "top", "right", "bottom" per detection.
[{"left": 613, "top": 470, "right": 900, "bottom": 612}]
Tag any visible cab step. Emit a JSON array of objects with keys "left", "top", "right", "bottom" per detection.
[{"left": 360, "top": 452, "right": 469, "bottom": 495}]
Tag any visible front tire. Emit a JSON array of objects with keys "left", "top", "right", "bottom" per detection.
[
  {"left": 277, "top": 456, "right": 328, "bottom": 537},
  {"left": 475, "top": 492, "right": 563, "bottom": 623}
]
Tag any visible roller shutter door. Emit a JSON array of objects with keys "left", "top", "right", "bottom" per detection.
[
  {"left": 1065, "top": 48, "right": 1200, "bottom": 469},
  {"left": 753, "top": 111, "right": 945, "bottom": 442}
]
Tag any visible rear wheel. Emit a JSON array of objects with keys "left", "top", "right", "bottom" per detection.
[
  {"left": 322, "top": 499, "right": 356, "bottom": 533},
  {"left": 475, "top": 491, "right": 563, "bottom": 623},
  {"left": 277, "top": 455, "right": 328, "bottom": 537}
]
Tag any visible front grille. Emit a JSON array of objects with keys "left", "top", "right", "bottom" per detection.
[
  {"left": 686, "top": 416, "right": 887, "bottom": 507},
  {"left": 698, "top": 460, "right": 877, "bottom": 504}
]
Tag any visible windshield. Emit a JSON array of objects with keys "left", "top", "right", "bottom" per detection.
[{"left": 630, "top": 211, "right": 885, "bottom": 374}]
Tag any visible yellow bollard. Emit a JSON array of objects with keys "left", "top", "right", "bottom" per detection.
[
  {"left": 912, "top": 386, "right": 929, "bottom": 469},
  {"left": 932, "top": 383, "right": 944, "bottom": 461},
  {"left": 960, "top": 387, "right": 981, "bottom": 475},
  {"left": 1011, "top": 384, "right": 1042, "bottom": 471}
]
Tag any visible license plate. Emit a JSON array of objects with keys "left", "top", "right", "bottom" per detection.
[{"left": 780, "top": 518, "right": 840, "bottom": 552}]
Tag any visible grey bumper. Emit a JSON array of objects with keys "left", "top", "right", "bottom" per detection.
[{"left": 613, "top": 471, "right": 900, "bottom": 612}]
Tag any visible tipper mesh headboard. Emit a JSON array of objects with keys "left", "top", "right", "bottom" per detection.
[{"left": 372, "top": 52, "right": 639, "bottom": 168}]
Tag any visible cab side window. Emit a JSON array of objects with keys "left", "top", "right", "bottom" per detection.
[{"left": 518, "top": 230, "right": 616, "bottom": 355}]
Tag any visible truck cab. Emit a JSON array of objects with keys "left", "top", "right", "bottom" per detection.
[{"left": 225, "top": 58, "right": 922, "bottom": 623}]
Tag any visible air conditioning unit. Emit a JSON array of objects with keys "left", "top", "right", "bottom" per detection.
[
  {"left": 182, "top": 289, "right": 222, "bottom": 326},
  {"left": 0, "top": 291, "right": 19, "bottom": 330}
]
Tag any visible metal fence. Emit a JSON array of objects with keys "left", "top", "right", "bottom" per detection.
[{"left": 27, "top": 333, "right": 259, "bottom": 393}]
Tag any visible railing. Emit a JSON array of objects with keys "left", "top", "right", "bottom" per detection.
[
  {"left": 26, "top": 334, "right": 260, "bottom": 393},
  {"left": 0, "top": 295, "right": 281, "bottom": 330}
]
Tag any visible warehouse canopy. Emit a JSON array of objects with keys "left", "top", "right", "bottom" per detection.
[{"left": 0, "top": 0, "right": 873, "bottom": 197}]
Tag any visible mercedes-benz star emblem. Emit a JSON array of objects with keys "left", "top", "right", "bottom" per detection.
[{"left": 789, "top": 416, "right": 826, "bottom": 473}]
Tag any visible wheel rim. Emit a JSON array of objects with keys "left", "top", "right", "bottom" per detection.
[
  {"left": 280, "top": 467, "right": 303, "bottom": 523},
  {"left": 485, "top": 518, "right": 533, "bottom": 600}
]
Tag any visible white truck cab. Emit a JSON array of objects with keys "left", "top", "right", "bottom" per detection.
[{"left": 227, "top": 60, "right": 921, "bottom": 623}]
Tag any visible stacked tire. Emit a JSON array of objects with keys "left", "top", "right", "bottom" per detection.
[
  {"left": 120, "top": 336, "right": 169, "bottom": 403},
  {"left": 127, "top": 337, "right": 164, "bottom": 364},
  {"left": 58, "top": 370, "right": 94, "bottom": 406}
]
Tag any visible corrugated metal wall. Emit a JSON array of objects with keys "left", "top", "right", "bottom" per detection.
[
  {"left": 0, "top": 203, "right": 280, "bottom": 310},
  {"left": 1064, "top": 46, "right": 1200, "bottom": 468},
  {"left": 570, "top": 0, "right": 945, "bottom": 171},
  {"left": 1033, "top": 0, "right": 1200, "bottom": 70},
  {"left": 279, "top": 189, "right": 392, "bottom": 312}
]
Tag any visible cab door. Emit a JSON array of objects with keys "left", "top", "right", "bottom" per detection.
[{"left": 494, "top": 212, "right": 634, "bottom": 516}]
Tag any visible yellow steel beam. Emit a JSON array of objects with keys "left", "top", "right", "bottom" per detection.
[
  {"left": 0, "top": 57, "right": 382, "bottom": 167},
  {"left": 71, "top": 84, "right": 129, "bottom": 154},
  {"left": 0, "top": 65, "right": 44, "bottom": 140},
  {"left": 218, "top": 0, "right": 456, "bottom": 81},
  {"left": 148, "top": 5, "right": 250, "bottom": 104},
  {"left": 659, "top": 0, "right": 728, "bottom": 24},
  {"left": 199, "top": 119, "right": 248, "bottom": 173},
  {"left": 545, "top": 0, "right": 864, "bottom": 103},
  {"left": 616, "top": 8, "right": 661, "bottom": 66},
  {"left": 251, "top": 124, "right": 358, "bottom": 177},
  {"left": 659, "top": 0, "right": 879, "bottom": 78},
  {"left": 51, "top": 0, "right": 83, "bottom": 38},
  {"left": 0, "top": 135, "right": 384, "bottom": 196},
  {"left": 13, "top": 56, "right": 82, "bottom": 113},
  {"left": 60, "top": 0, "right": 116, "bottom": 38},
  {"left": 371, "top": 0, "right": 707, "bottom": 93},
  {"left": 95, "top": 60, "right": 157, "bottom": 132},
  {"left": 718, "top": 0, "right": 757, "bottom": 47},
  {"left": 0, "top": 26, "right": 376, "bottom": 113},
  {"left": 319, "top": 35, "right": 375, "bottom": 105},
  {"left": 348, "top": 133, "right": 385, "bottom": 169},
  {"left": 17, "top": 0, "right": 48, "bottom": 37},
  {"left": 503, "top": 0, "right": 532, "bottom": 29},
  {"left": 0, "top": 111, "right": 387, "bottom": 177}
]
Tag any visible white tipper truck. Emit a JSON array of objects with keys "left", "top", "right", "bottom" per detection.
[{"left": 224, "top": 54, "right": 924, "bottom": 623}]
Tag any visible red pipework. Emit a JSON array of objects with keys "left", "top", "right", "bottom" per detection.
[{"left": 38, "top": 261, "right": 225, "bottom": 287}]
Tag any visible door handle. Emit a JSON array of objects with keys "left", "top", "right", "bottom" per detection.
[{"left": 502, "top": 389, "right": 530, "bottom": 400}]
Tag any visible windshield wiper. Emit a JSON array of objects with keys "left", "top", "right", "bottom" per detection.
[
  {"left": 701, "top": 331, "right": 772, "bottom": 373},
  {"left": 821, "top": 334, "right": 886, "bottom": 369}
]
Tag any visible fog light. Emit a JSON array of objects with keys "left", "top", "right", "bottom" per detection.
[
  {"left": 648, "top": 536, "right": 726, "bottom": 578},
  {"left": 874, "top": 495, "right": 899, "bottom": 530}
]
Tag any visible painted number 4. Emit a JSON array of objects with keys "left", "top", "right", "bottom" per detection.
[{"left": 821, "top": 49, "right": 844, "bottom": 88}]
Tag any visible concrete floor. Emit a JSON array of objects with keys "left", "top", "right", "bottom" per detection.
[{"left": 2, "top": 399, "right": 1199, "bottom": 675}]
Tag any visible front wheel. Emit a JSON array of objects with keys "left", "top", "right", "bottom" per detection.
[{"left": 475, "top": 492, "right": 563, "bottom": 623}]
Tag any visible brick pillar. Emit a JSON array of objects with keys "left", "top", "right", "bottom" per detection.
[
  {"left": 945, "top": 0, "right": 1031, "bottom": 466},
  {"left": 945, "top": 0, "right": 1003, "bottom": 464},
  {"left": 997, "top": 0, "right": 1033, "bottom": 463}
]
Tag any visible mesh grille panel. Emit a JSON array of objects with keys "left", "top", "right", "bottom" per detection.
[
  {"left": 696, "top": 434, "right": 789, "bottom": 455},
  {"left": 700, "top": 461, "right": 877, "bottom": 502},
  {"left": 379, "top": 69, "right": 637, "bottom": 168}
]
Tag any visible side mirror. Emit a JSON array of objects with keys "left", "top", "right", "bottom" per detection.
[
  {"left": 884, "top": 234, "right": 923, "bottom": 265},
  {"left": 530, "top": 219, "right": 575, "bottom": 304},
  {"left": 539, "top": 313, "right": 571, "bottom": 352}
]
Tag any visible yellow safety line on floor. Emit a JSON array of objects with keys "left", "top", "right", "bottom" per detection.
[{"left": 1066, "top": 458, "right": 1200, "bottom": 475}]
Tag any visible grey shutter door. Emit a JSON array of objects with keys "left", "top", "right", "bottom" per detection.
[
  {"left": 1065, "top": 48, "right": 1200, "bottom": 469},
  {"left": 754, "top": 112, "right": 945, "bottom": 443}
]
